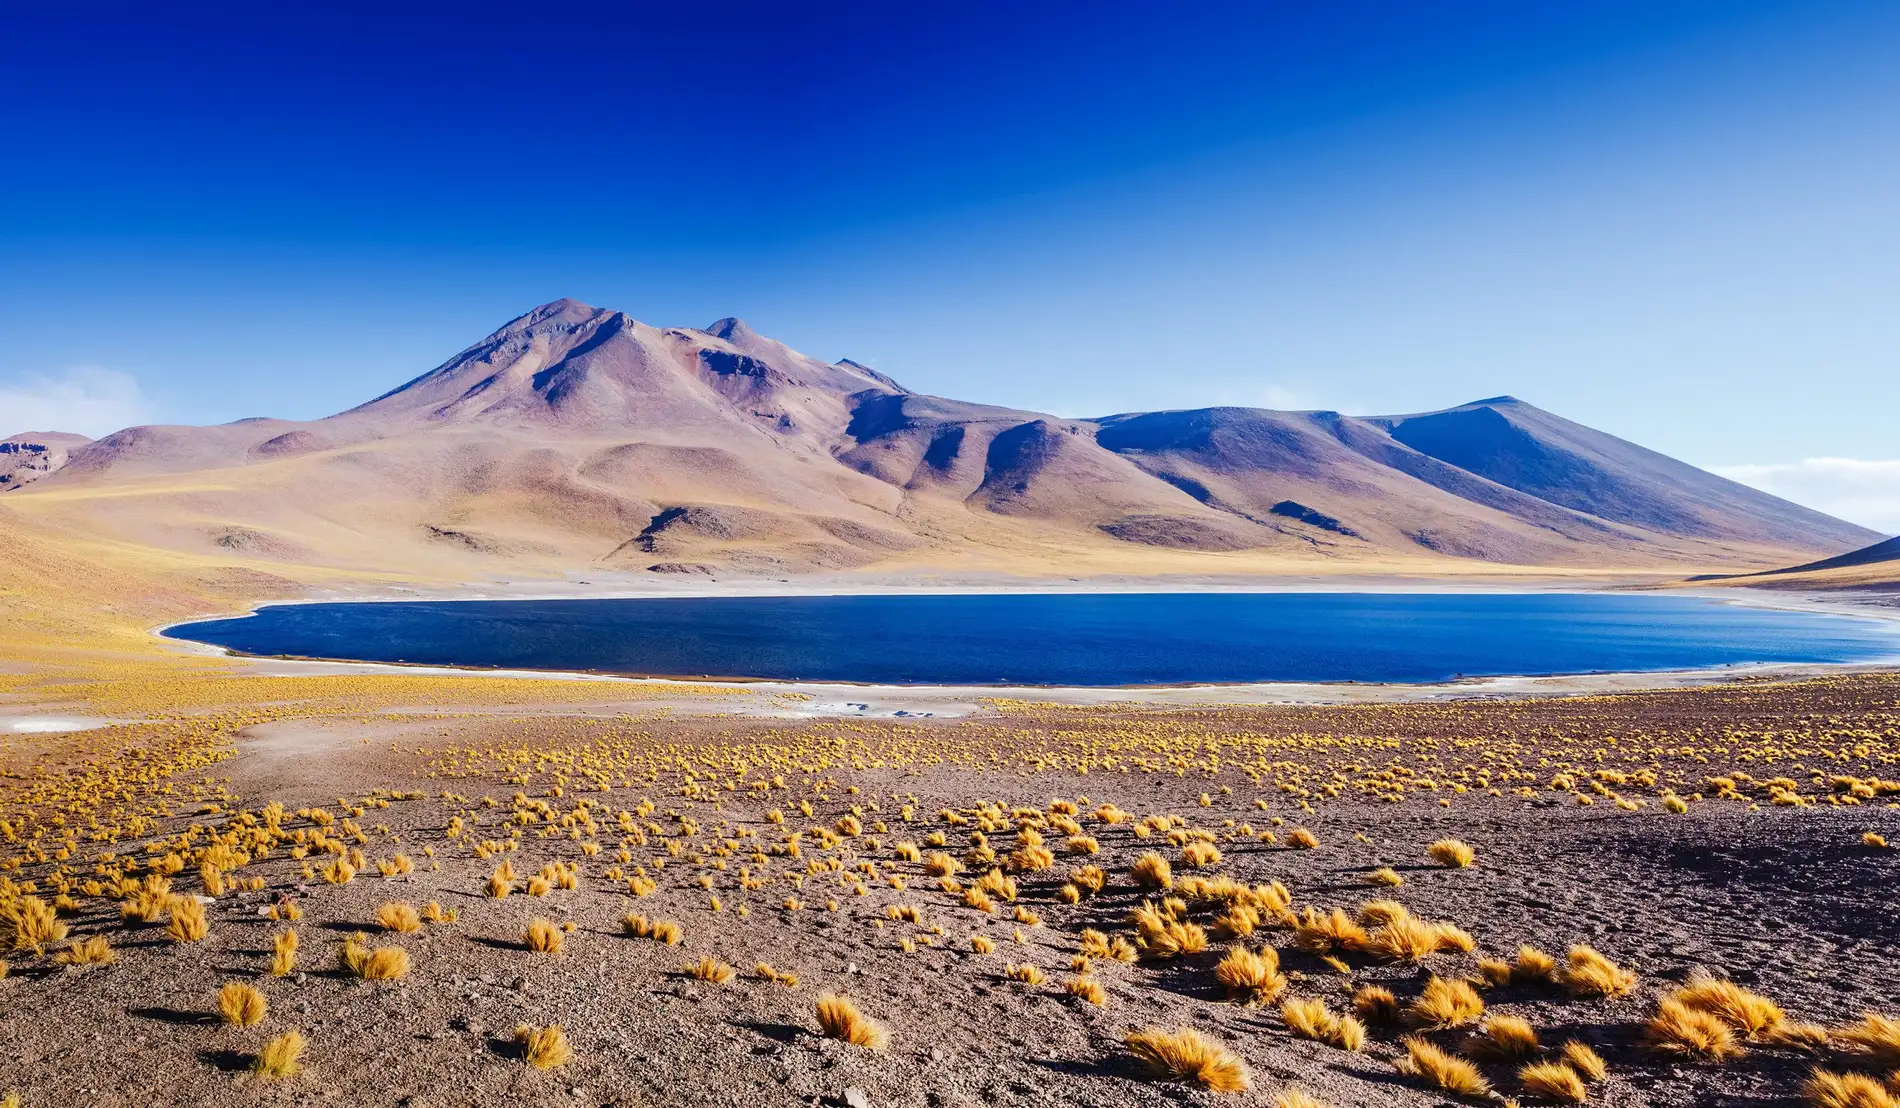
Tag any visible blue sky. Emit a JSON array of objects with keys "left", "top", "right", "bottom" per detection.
[{"left": 3, "top": 0, "right": 1897, "bottom": 529}]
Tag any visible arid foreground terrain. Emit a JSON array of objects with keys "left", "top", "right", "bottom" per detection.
[{"left": 4, "top": 657, "right": 1899, "bottom": 1108}]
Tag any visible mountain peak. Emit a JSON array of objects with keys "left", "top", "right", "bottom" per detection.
[
  {"left": 493, "top": 298, "right": 606, "bottom": 337},
  {"left": 705, "top": 317, "right": 758, "bottom": 344}
]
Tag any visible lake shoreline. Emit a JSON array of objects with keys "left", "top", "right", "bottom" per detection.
[{"left": 149, "top": 580, "right": 1900, "bottom": 715}]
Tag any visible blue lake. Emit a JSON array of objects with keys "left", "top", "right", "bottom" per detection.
[{"left": 161, "top": 592, "right": 1900, "bottom": 687}]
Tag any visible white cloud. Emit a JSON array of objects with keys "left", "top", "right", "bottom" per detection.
[
  {"left": 1714, "top": 458, "right": 1900, "bottom": 535},
  {"left": 0, "top": 367, "right": 151, "bottom": 440}
]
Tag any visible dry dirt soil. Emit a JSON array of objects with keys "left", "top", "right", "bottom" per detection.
[{"left": 3, "top": 675, "right": 1899, "bottom": 1108}]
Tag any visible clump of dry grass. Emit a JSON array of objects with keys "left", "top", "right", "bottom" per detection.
[
  {"left": 1130, "top": 901, "right": 1208, "bottom": 960},
  {"left": 1353, "top": 984, "right": 1401, "bottom": 1026},
  {"left": 52, "top": 934, "right": 116, "bottom": 967},
  {"left": 1644, "top": 997, "right": 1742, "bottom": 1060},
  {"left": 1559, "top": 944, "right": 1636, "bottom": 999},
  {"left": 523, "top": 919, "right": 564, "bottom": 954},
  {"left": 1182, "top": 840, "right": 1222, "bottom": 868},
  {"left": 1065, "top": 975, "right": 1107, "bottom": 1006},
  {"left": 1292, "top": 907, "right": 1368, "bottom": 955},
  {"left": 515, "top": 1024, "right": 572, "bottom": 1070},
  {"left": 1428, "top": 839, "right": 1477, "bottom": 867},
  {"left": 166, "top": 897, "right": 209, "bottom": 943},
  {"left": 1288, "top": 828, "right": 1320, "bottom": 849},
  {"left": 1864, "top": 832, "right": 1890, "bottom": 850},
  {"left": 1518, "top": 1061, "right": 1588, "bottom": 1103},
  {"left": 1408, "top": 976, "right": 1485, "bottom": 1029},
  {"left": 815, "top": 993, "right": 889, "bottom": 1050},
  {"left": 3, "top": 896, "right": 68, "bottom": 954},
  {"left": 375, "top": 902, "right": 421, "bottom": 934},
  {"left": 1804, "top": 1068, "right": 1900, "bottom": 1108},
  {"left": 1274, "top": 1092, "right": 1331, "bottom": 1108},
  {"left": 971, "top": 934, "right": 996, "bottom": 954},
  {"left": 1216, "top": 945, "right": 1288, "bottom": 1006},
  {"left": 1281, "top": 997, "right": 1366, "bottom": 1051},
  {"left": 1559, "top": 1040, "right": 1608, "bottom": 1082},
  {"left": 1832, "top": 1013, "right": 1900, "bottom": 1068},
  {"left": 687, "top": 955, "right": 736, "bottom": 984},
  {"left": 1125, "top": 1026, "right": 1250, "bottom": 1093},
  {"left": 1465, "top": 1015, "right": 1540, "bottom": 1061},
  {"left": 269, "top": 929, "right": 299, "bottom": 977},
  {"left": 251, "top": 1031, "right": 305, "bottom": 1079},
  {"left": 339, "top": 933, "right": 410, "bottom": 980},
  {"left": 219, "top": 982, "right": 268, "bottom": 1027},
  {"left": 1005, "top": 962, "right": 1046, "bottom": 985},
  {"left": 1671, "top": 973, "right": 1785, "bottom": 1037},
  {"left": 1132, "top": 851, "right": 1174, "bottom": 891},
  {"left": 1398, "top": 1036, "right": 1492, "bottom": 1099}
]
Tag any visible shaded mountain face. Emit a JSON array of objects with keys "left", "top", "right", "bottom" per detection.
[
  {"left": 0, "top": 432, "right": 91, "bottom": 491},
  {"left": 13, "top": 300, "right": 1881, "bottom": 578}
]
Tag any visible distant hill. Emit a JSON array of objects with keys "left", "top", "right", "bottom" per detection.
[
  {"left": 0, "top": 431, "right": 92, "bottom": 492},
  {"left": 1698, "top": 534, "right": 1900, "bottom": 592},
  {"left": 4, "top": 299, "right": 1879, "bottom": 582}
]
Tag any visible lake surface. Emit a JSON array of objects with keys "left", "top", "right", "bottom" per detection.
[{"left": 162, "top": 592, "right": 1900, "bottom": 687}]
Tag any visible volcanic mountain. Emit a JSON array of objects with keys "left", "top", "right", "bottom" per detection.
[{"left": 4, "top": 299, "right": 1880, "bottom": 582}]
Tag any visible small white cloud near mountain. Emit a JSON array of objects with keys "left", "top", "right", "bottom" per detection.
[
  {"left": 0, "top": 367, "right": 150, "bottom": 440},
  {"left": 1714, "top": 458, "right": 1900, "bottom": 535}
]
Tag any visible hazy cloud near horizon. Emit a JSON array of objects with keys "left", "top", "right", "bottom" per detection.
[
  {"left": 1715, "top": 459, "right": 1900, "bottom": 535},
  {"left": 0, "top": 367, "right": 151, "bottom": 440}
]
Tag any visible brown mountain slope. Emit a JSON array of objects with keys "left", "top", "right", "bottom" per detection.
[
  {"left": 1699, "top": 534, "right": 1900, "bottom": 592},
  {"left": 3, "top": 299, "right": 1878, "bottom": 583}
]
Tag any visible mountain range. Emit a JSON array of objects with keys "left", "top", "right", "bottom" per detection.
[{"left": 1, "top": 299, "right": 1884, "bottom": 583}]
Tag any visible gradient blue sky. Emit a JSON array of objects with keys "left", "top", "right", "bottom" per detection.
[{"left": 3, "top": 1, "right": 1897, "bottom": 528}]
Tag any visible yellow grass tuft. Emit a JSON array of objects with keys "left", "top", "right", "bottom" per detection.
[
  {"left": 166, "top": 897, "right": 209, "bottom": 943},
  {"left": 1399, "top": 1036, "right": 1492, "bottom": 1099},
  {"left": 375, "top": 902, "right": 421, "bottom": 934},
  {"left": 1518, "top": 1061, "right": 1588, "bottom": 1103},
  {"left": 52, "top": 934, "right": 116, "bottom": 967},
  {"left": 1125, "top": 1026, "right": 1250, "bottom": 1094},
  {"left": 1216, "top": 945, "right": 1288, "bottom": 1006},
  {"left": 1274, "top": 1092, "right": 1331, "bottom": 1108},
  {"left": 1407, "top": 975, "right": 1485, "bottom": 1029},
  {"left": 1465, "top": 1015, "right": 1541, "bottom": 1061},
  {"left": 1644, "top": 997, "right": 1742, "bottom": 1060},
  {"left": 1131, "top": 851, "right": 1174, "bottom": 891},
  {"left": 339, "top": 933, "right": 410, "bottom": 980},
  {"left": 1805, "top": 1068, "right": 1900, "bottom": 1108},
  {"left": 687, "top": 955, "right": 736, "bottom": 983},
  {"left": 1005, "top": 962, "right": 1045, "bottom": 985},
  {"left": 1671, "top": 973, "right": 1785, "bottom": 1037},
  {"left": 1281, "top": 997, "right": 1366, "bottom": 1051},
  {"left": 1428, "top": 839, "right": 1477, "bottom": 867},
  {"left": 3, "top": 896, "right": 68, "bottom": 954},
  {"left": 971, "top": 934, "right": 996, "bottom": 954},
  {"left": 219, "top": 982, "right": 268, "bottom": 1027},
  {"left": 1288, "top": 828, "right": 1320, "bottom": 849},
  {"left": 251, "top": 1031, "right": 305, "bottom": 1079},
  {"left": 523, "top": 918, "right": 564, "bottom": 954},
  {"left": 269, "top": 929, "right": 299, "bottom": 977},
  {"left": 1560, "top": 1039, "right": 1609, "bottom": 1082},
  {"left": 1065, "top": 975, "right": 1107, "bottom": 1006},
  {"left": 815, "top": 993, "right": 889, "bottom": 1050},
  {"left": 1353, "top": 983, "right": 1401, "bottom": 1025},
  {"left": 1864, "top": 832, "right": 1889, "bottom": 850},
  {"left": 515, "top": 1024, "right": 572, "bottom": 1070},
  {"left": 1560, "top": 944, "right": 1636, "bottom": 999},
  {"left": 1833, "top": 1013, "right": 1900, "bottom": 1068}
]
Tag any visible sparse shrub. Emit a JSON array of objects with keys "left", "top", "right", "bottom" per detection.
[
  {"left": 815, "top": 993, "right": 888, "bottom": 1050},
  {"left": 1066, "top": 975, "right": 1107, "bottom": 1005},
  {"left": 1399, "top": 1036, "right": 1491, "bottom": 1098},
  {"left": 1288, "top": 828, "right": 1320, "bottom": 849},
  {"left": 339, "top": 933, "right": 410, "bottom": 980},
  {"left": 1125, "top": 1026, "right": 1250, "bottom": 1093},
  {"left": 4, "top": 895, "right": 68, "bottom": 953},
  {"left": 1215, "top": 945, "right": 1287, "bottom": 1006},
  {"left": 524, "top": 919, "right": 563, "bottom": 954},
  {"left": 1671, "top": 973, "right": 1784, "bottom": 1037},
  {"left": 1518, "top": 1062, "right": 1587, "bottom": 1103},
  {"left": 1353, "top": 984, "right": 1400, "bottom": 1025},
  {"left": 219, "top": 982, "right": 268, "bottom": 1027},
  {"left": 515, "top": 1024, "right": 572, "bottom": 1070},
  {"left": 687, "top": 955, "right": 736, "bottom": 983},
  {"left": 1465, "top": 1016, "right": 1540, "bottom": 1061},
  {"left": 252, "top": 1031, "right": 305, "bottom": 1079},
  {"left": 1560, "top": 1040, "right": 1609, "bottom": 1082},
  {"left": 52, "top": 934, "right": 116, "bottom": 967},
  {"left": 1644, "top": 997, "right": 1741, "bottom": 1060},
  {"left": 376, "top": 902, "right": 421, "bottom": 933},
  {"left": 1559, "top": 944, "right": 1636, "bottom": 999},
  {"left": 1428, "top": 839, "right": 1476, "bottom": 867},
  {"left": 269, "top": 929, "right": 299, "bottom": 977},
  {"left": 167, "top": 897, "right": 209, "bottom": 943},
  {"left": 1131, "top": 851, "right": 1173, "bottom": 891},
  {"left": 1005, "top": 963, "right": 1045, "bottom": 985},
  {"left": 1365, "top": 867, "right": 1403, "bottom": 887},
  {"left": 1408, "top": 975, "right": 1484, "bottom": 1029},
  {"left": 1282, "top": 997, "right": 1366, "bottom": 1051}
]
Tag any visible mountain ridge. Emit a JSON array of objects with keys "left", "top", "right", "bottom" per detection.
[{"left": 4, "top": 299, "right": 1879, "bottom": 582}]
